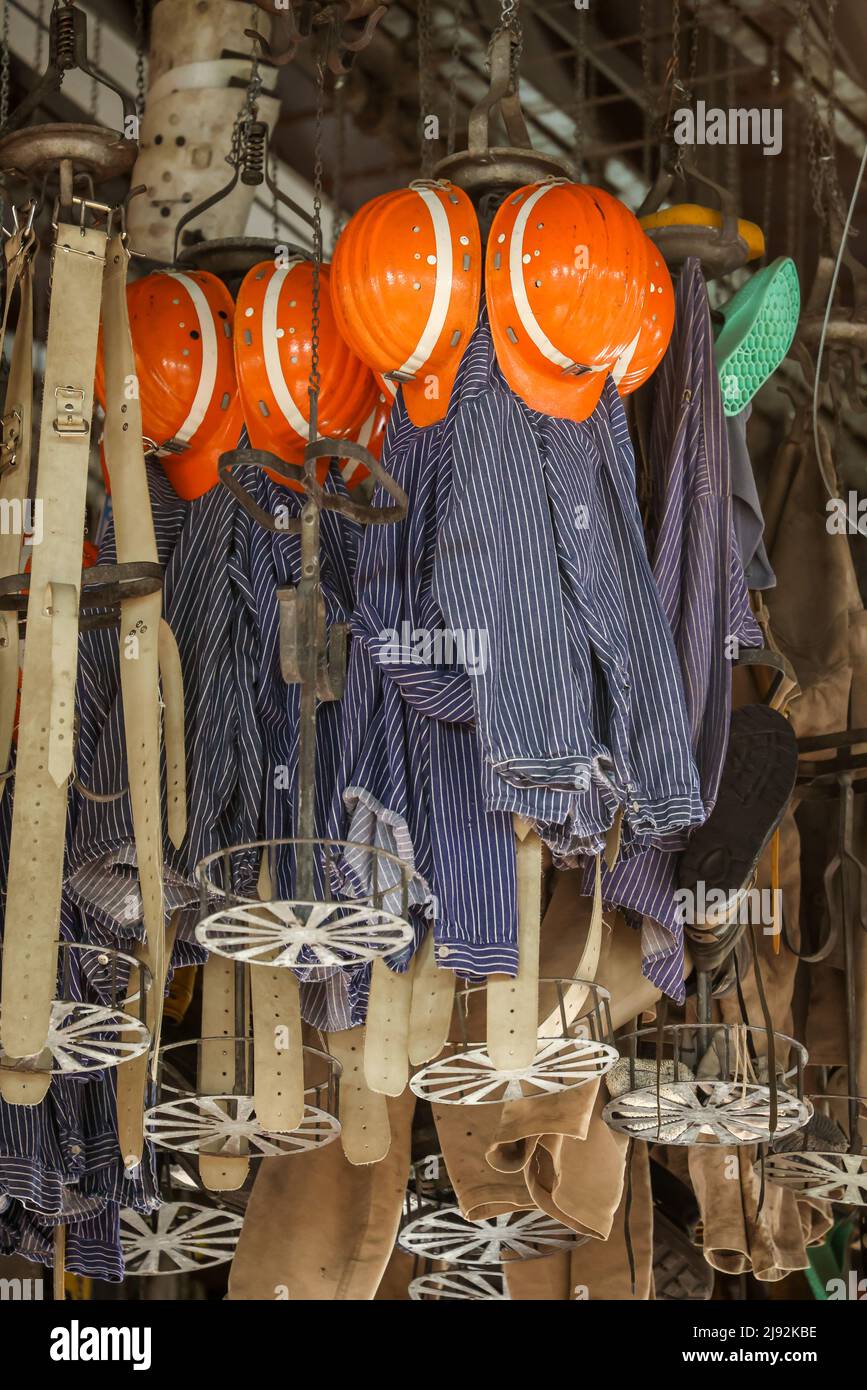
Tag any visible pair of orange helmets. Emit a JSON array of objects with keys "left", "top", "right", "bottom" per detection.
[{"left": 96, "top": 179, "right": 674, "bottom": 501}]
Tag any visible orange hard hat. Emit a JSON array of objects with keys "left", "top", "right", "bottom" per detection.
[
  {"left": 95, "top": 268, "right": 244, "bottom": 501},
  {"left": 611, "top": 238, "right": 675, "bottom": 396},
  {"left": 339, "top": 376, "right": 396, "bottom": 491},
  {"left": 234, "top": 258, "right": 378, "bottom": 491},
  {"left": 486, "top": 181, "right": 650, "bottom": 423},
  {"left": 330, "top": 181, "right": 482, "bottom": 428}
]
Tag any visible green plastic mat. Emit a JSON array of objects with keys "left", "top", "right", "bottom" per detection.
[{"left": 714, "top": 256, "right": 800, "bottom": 415}]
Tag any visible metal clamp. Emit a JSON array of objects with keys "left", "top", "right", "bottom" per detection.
[
  {"left": 277, "top": 584, "right": 348, "bottom": 701},
  {"left": 0, "top": 409, "right": 22, "bottom": 475},
  {"left": 218, "top": 444, "right": 408, "bottom": 529},
  {"left": 53, "top": 386, "right": 88, "bottom": 436}
]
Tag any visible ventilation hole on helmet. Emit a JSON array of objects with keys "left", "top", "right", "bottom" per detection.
[
  {"left": 182, "top": 348, "right": 190, "bottom": 356},
  {"left": 497, "top": 233, "right": 505, "bottom": 244},
  {"left": 190, "top": 330, "right": 200, "bottom": 340},
  {"left": 411, "top": 226, "right": 420, "bottom": 234},
  {"left": 412, "top": 282, "right": 421, "bottom": 291},
  {"left": 258, "top": 401, "right": 270, "bottom": 417},
  {"left": 522, "top": 253, "right": 531, "bottom": 265},
  {"left": 493, "top": 252, "right": 501, "bottom": 270},
  {"left": 448, "top": 194, "right": 459, "bottom": 205},
  {"left": 462, "top": 254, "right": 471, "bottom": 271},
  {"left": 221, "top": 392, "right": 231, "bottom": 410},
  {"left": 218, "top": 309, "right": 228, "bottom": 319},
  {"left": 289, "top": 299, "right": 297, "bottom": 308},
  {"left": 414, "top": 252, "right": 421, "bottom": 261},
  {"left": 290, "top": 356, "right": 298, "bottom": 365},
  {"left": 172, "top": 298, "right": 180, "bottom": 305},
  {"left": 459, "top": 235, "right": 470, "bottom": 246},
  {"left": 533, "top": 249, "right": 540, "bottom": 257},
  {"left": 534, "top": 280, "right": 542, "bottom": 289},
  {"left": 450, "top": 329, "right": 461, "bottom": 348},
  {"left": 506, "top": 326, "right": 519, "bottom": 344},
  {"left": 223, "top": 321, "right": 231, "bottom": 338},
  {"left": 427, "top": 254, "right": 437, "bottom": 265},
  {"left": 160, "top": 207, "right": 171, "bottom": 218},
  {"left": 176, "top": 136, "right": 186, "bottom": 147},
  {"left": 288, "top": 326, "right": 296, "bottom": 334},
  {"left": 276, "top": 328, "right": 285, "bottom": 339},
  {"left": 154, "top": 134, "right": 163, "bottom": 146},
  {"left": 244, "top": 307, "right": 254, "bottom": 318},
  {"left": 244, "top": 330, "right": 252, "bottom": 346}
]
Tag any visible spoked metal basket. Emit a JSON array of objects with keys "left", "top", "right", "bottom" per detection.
[
  {"left": 762, "top": 1094, "right": 867, "bottom": 1206},
  {"left": 409, "top": 977, "right": 618, "bottom": 1106},
  {"left": 397, "top": 1154, "right": 586, "bottom": 1266},
  {"left": 120, "top": 1153, "right": 247, "bottom": 1277},
  {"left": 144, "top": 1036, "right": 341, "bottom": 1159},
  {"left": 602, "top": 1023, "right": 811, "bottom": 1146},
  {"left": 408, "top": 1267, "right": 511, "bottom": 1301},
  {"left": 194, "top": 838, "right": 415, "bottom": 970},
  {"left": 0, "top": 940, "right": 151, "bottom": 1076}
]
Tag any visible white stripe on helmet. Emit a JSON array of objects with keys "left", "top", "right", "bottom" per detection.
[
  {"left": 165, "top": 271, "right": 219, "bottom": 448},
  {"left": 397, "top": 187, "right": 453, "bottom": 380},
  {"left": 262, "top": 261, "right": 310, "bottom": 441}
]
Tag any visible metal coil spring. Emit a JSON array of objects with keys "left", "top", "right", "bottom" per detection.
[
  {"left": 53, "top": 3, "right": 77, "bottom": 70},
  {"left": 241, "top": 120, "right": 267, "bottom": 186}
]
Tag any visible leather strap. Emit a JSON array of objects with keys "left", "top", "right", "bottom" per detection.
[
  {"left": 537, "top": 852, "right": 604, "bottom": 1037},
  {"left": 250, "top": 849, "right": 305, "bottom": 1132},
  {"left": 101, "top": 232, "right": 167, "bottom": 1043},
  {"left": 329, "top": 1025, "right": 391, "bottom": 1165},
  {"left": 199, "top": 952, "right": 250, "bottom": 1190},
  {"left": 116, "top": 913, "right": 180, "bottom": 1171},
  {"left": 408, "top": 927, "right": 455, "bottom": 1066},
  {"left": 158, "top": 619, "right": 187, "bottom": 849},
  {"left": 486, "top": 815, "right": 541, "bottom": 1068},
  {"left": 363, "top": 955, "right": 415, "bottom": 1097},
  {"left": 0, "top": 227, "right": 35, "bottom": 798},
  {"left": 1, "top": 221, "right": 106, "bottom": 1061}
]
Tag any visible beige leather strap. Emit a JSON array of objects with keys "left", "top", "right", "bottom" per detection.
[
  {"left": 101, "top": 233, "right": 167, "bottom": 1044},
  {"left": 53, "top": 1225, "right": 66, "bottom": 1302},
  {"left": 408, "top": 927, "right": 455, "bottom": 1066},
  {"left": 537, "top": 852, "right": 604, "bottom": 1037},
  {"left": 158, "top": 619, "right": 187, "bottom": 849},
  {"left": 199, "top": 952, "right": 250, "bottom": 1190},
  {"left": 329, "top": 1026, "right": 391, "bottom": 1164},
  {"left": 251, "top": 965, "right": 304, "bottom": 1134},
  {"left": 486, "top": 815, "right": 542, "bottom": 1069},
  {"left": 1, "top": 221, "right": 106, "bottom": 1061},
  {"left": 250, "top": 850, "right": 304, "bottom": 1132},
  {"left": 116, "top": 914, "right": 179, "bottom": 1171},
  {"left": 0, "top": 227, "right": 35, "bottom": 797},
  {"left": 363, "top": 956, "right": 415, "bottom": 1097}
]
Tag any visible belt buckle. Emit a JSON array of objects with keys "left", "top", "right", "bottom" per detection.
[{"left": 0, "top": 408, "right": 22, "bottom": 475}]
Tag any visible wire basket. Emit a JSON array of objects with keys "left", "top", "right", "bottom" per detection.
[
  {"left": 410, "top": 977, "right": 617, "bottom": 1106},
  {"left": 194, "top": 837, "right": 415, "bottom": 970},
  {"left": 144, "top": 1036, "right": 341, "bottom": 1159},
  {"left": 0, "top": 940, "right": 151, "bottom": 1076},
  {"left": 762, "top": 1094, "right": 867, "bottom": 1206},
  {"left": 602, "top": 1023, "right": 811, "bottom": 1146}
]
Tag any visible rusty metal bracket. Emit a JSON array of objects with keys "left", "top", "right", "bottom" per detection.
[
  {"left": 0, "top": 3, "right": 135, "bottom": 140},
  {"left": 277, "top": 585, "right": 348, "bottom": 701},
  {"left": 636, "top": 153, "right": 750, "bottom": 279},
  {"left": 434, "top": 27, "right": 571, "bottom": 200},
  {"left": 246, "top": 2, "right": 389, "bottom": 74},
  {"left": 218, "top": 444, "right": 407, "bottom": 529}
]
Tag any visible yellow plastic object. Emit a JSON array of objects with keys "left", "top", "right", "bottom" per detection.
[
  {"left": 164, "top": 964, "right": 197, "bottom": 1025},
  {"left": 639, "top": 204, "right": 765, "bottom": 261}
]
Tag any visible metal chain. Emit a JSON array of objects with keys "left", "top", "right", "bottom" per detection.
[
  {"left": 761, "top": 32, "right": 781, "bottom": 260},
  {"left": 446, "top": 0, "right": 463, "bottom": 157},
  {"left": 134, "top": 0, "right": 147, "bottom": 121},
  {"left": 724, "top": 43, "right": 739, "bottom": 203},
  {"left": 270, "top": 153, "right": 280, "bottom": 246},
  {"left": 89, "top": 14, "right": 102, "bottom": 120},
  {"left": 417, "top": 0, "right": 435, "bottom": 177},
  {"left": 490, "top": 0, "right": 523, "bottom": 93},
  {"left": 34, "top": 0, "right": 47, "bottom": 72},
  {"left": 330, "top": 78, "right": 346, "bottom": 255},
  {"left": 308, "top": 57, "right": 326, "bottom": 420},
  {"left": 573, "top": 4, "right": 587, "bottom": 179},
  {"left": 1, "top": 0, "right": 10, "bottom": 131},
  {"left": 786, "top": 100, "right": 800, "bottom": 261},
  {"left": 799, "top": 0, "right": 844, "bottom": 229},
  {"left": 639, "top": 0, "right": 655, "bottom": 181}
]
